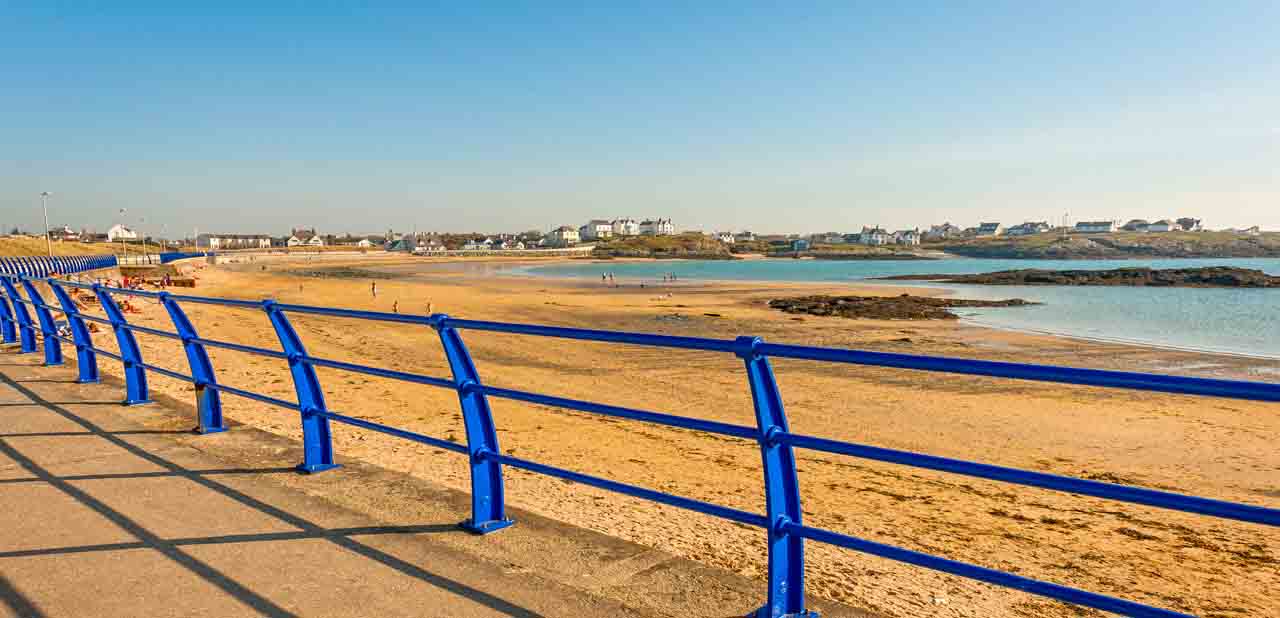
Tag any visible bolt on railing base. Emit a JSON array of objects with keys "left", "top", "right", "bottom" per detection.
[
  {"left": 76, "top": 376, "right": 102, "bottom": 385},
  {"left": 121, "top": 398, "right": 153, "bottom": 407},
  {"left": 459, "top": 518, "right": 515, "bottom": 535},
  {"left": 296, "top": 462, "right": 342, "bottom": 474},
  {"left": 753, "top": 608, "right": 819, "bottom": 618}
]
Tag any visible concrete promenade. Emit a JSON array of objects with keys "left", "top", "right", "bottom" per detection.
[{"left": 0, "top": 351, "right": 865, "bottom": 618}]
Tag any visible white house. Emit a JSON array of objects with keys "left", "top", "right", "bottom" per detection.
[
  {"left": 975, "top": 222, "right": 1004, "bottom": 237},
  {"left": 201, "top": 234, "right": 272, "bottom": 250},
  {"left": 1074, "top": 221, "right": 1117, "bottom": 234},
  {"left": 639, "top": 219, "right": 674, "bottom": 236},
  {"left": 1177, "top": 218, "right": 1203, "bottom": 232},
  {"left": 548, "top": 226, "right": 580, "bottom": 246},
  {"left": 734, "top": 231, "right": 756, "bottom": 243},
  {"left": 356, "top": 239, "right": 374, "bottom": 248},
  {"left": 107, "top": 224, "right": 139, "bottom": 242},
  {"left": 611, "top": 218, "right": 640, "bottom": 237},
  {"left": 859, "top": 227, "right": 891, "bottom": 246},
  {"left": 414, "top": 240, "right": 447, "bottom": 254},
  {"left": 462, "top": 238, "right": 493, "bottom": 250},
  {"left": 1005, "top": 222, "right": 1051, "bottom": 236},
  {"left": 714, "top": 232, "right": 735, "bottom": 243},
  {"left": 893, "top": 229, "right": 922, "bottom": 246},
  {"left": 1121, "top": 219, "right": 1150, "bottom": 232},
  {"left": 1146, "top": 220, "right": 1177, "bottom": 233},
  {"left": 579, "top": 220, "right": 614, "bottom": 241},
  {"left": 924, "top": 223, "right": 963, "bottom": 241}
]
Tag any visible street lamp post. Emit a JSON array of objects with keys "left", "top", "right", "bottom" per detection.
[{"left": 41, "top": 192, "right": 53, "bottom": 258}]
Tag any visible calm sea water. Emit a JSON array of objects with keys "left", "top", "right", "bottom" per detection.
[{"left": 519, "top": 258, "right": 1280, "bottom": 359}]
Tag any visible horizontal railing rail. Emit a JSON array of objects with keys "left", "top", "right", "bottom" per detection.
[
  {"left": 1, "top": 271, "right": 1277, "bottom": 618},
  {"left": 0, "top": 252, "right": 209, "bottom": 278}
]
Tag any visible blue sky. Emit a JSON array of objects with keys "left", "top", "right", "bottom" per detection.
[{"left": 2, "top": 1, "right": 1277, "bottom": 236}]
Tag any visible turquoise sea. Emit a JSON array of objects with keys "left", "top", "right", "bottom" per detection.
[{"left": 519, "top": 258, "right": 1280, "bottom": 359}]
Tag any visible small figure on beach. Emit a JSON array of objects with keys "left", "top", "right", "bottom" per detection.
[
  {"left": 392, "top": 300, "right": 399, "bottom": 313},
  {"left": 371, "top": 281, "right": 377, "bottom": 298}
]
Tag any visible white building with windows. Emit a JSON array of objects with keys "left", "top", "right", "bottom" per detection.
[
  {"left": 200, "top": 234, "right": 272, "bottom": 250},
  {"left": 639, "top": 218, "right": 674, "bottom": 236},
  {"left": 893, "top": 229, "right": 922, "bottom": 246},
  {"left": 107, "top": 224, "right": 139, "bottom": 242},
  {"left": 611, "top": 218, "right": 640, "bottom": 237},
  {"left": 975, "top": 222, "right": 1004, "bottom": 237},
  {"left": 579, "top": 220, "right": 614, "bottom": 241},
  {"left": 548, "top": 226, "right": 580, "bottom": 246},
  {"left": 714, "top": 232, "right": 735, "bottom": 243},
  {"left": 1074, "top": 221, "right": 1117, "bottom": 234},
  {"left": 859, "top": 227, "right": 890, "bottom": 246}
]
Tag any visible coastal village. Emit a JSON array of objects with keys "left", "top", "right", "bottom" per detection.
[{"left": 4, "top": 214, "right": 1273, "bottom": 259}]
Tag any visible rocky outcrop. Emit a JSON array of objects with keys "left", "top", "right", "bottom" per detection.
[
  {"left": 767, "top": 294, "right": 1037, "bottom": 320},
  {"left": 880, "top": 266, "right": 1280, "bottom": 287}
]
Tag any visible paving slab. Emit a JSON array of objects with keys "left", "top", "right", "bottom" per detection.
[{"left": 0, "top": 351, "right": 871, "bottom": 618}]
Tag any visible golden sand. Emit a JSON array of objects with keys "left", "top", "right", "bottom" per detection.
[{"left": 48, "top": 254, "right": 1280, "bottom": 617}]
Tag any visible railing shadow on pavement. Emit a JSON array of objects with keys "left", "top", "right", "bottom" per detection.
[
  {"left": 0, "top": 369, "right": 547, "bottom": 618},
  {"left": 1, "top": 270, "right": 1278, "bottom": 618}
]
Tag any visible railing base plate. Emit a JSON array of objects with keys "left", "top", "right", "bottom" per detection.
[
  {"left": 122, "top": 399, "right": 153, "bottom": 407},
  {"left": 296, "top": 462, "right": 341, "bottom": 474},
  {"left": 460, "top": 518, "right": 515, "bottom": 535},
  {"left": 753, "top": 608, "right": 819, "bottom": 618},
  {"left": 76, "top": 378, "right": 102, "bottom": 385}
]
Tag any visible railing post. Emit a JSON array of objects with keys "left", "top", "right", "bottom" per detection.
[
  {"left": 47, "top": 280, "right": 99, "bottom": 383},
  {"left": 432, "top": 314, "right": 513, "bottom": 534},
  {"left": 0, "top": 277, "right": 37, "bottom": 354},
  {"left": 160, "top": 292, "right": 225, "bottom": 434},
  {"left": 19, "top": 278, "right": 64, "bottom": 366},
  {"left": 735, "top": 336, "right": 816, "bottom": 618},
  {"left": 93, "top": 284, "right": 151, "bottom": 405},
  {"left": 0, "top": 278, "right": 17, "bottom": 344},
  {"left": 262, "top": 300, "right": 339, "bottom": 473}
]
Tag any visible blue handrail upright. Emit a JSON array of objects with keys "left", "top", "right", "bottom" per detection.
[
  {"left": 93, "top": 284, "right": 151, "bottom": 405},
  {"left": 433, "top": 315, "right": 514, "bottom": 534},
  {"left": 47, "top": 280, "right": 100, "bottom": 383},
  {"left": 263, "top": 300, "right": 339, "bottom": 473},
  {"left": 18, "top": 278, "right": 64, "bottom": 367},
  {"left": 0, "top": 288, "right": 16, "bottom": 344},
  {"left": 0, "top": 278, "right": 38, "bottom": 354},
  {"left": 736, "top": 337, "right": 815, "bottom": 618},
  {"left": 160, "top": 292, "right": 225, "bottom": 434}
]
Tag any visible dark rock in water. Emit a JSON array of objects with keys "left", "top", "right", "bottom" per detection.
[
  {"left": 878, "top": 266, "right": 1280, "bottom": 288},
  {"left": 767, "top": 294, "right": 1037, "bottom": 320}
]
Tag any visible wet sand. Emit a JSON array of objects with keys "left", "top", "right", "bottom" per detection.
[{"left": 54, "top": 254, "right": 1280, "bottom": 618}]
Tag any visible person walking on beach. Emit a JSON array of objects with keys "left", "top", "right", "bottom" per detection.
[{"left": 371, "top": 281, "right": 377, "bottom": 298}]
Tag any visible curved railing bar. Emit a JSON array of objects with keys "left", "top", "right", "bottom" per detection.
[
  {"left": 0, "top": 278, "right": 37, "bottom": 353},
  {"left": 93, "top": 285, "right": 151, "bottom": 406},
  {"left": 432, "top": 314, "right": 512, "bottom": 534},
  {"left": 18, "top": 279, "right": 64, "bottom": 366},
  {"left": 160, "top": 291, "right": 226, "bottom": 434},
  {"left": 0, "top": 287, "right": 16, "bottom": 344},
  {"left": 262, "top": 300, "right": 339, "bottom": 473}
]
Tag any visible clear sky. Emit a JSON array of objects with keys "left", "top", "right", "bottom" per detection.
[{"left": 2, "top": 1, "right": 1278, "bottom": 237}]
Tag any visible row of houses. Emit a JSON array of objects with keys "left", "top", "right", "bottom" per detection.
[{"left": 575, "top": 218, "right": 675, "bottom": 242}]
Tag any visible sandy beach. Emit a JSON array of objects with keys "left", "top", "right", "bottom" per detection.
[{"left": 46, "top": 253, "right": 1280, "bottom": 618}]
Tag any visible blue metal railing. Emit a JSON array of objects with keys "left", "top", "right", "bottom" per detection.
[
  {"left": 1, "top": 272, "right": 1277, "bottom": 618},
  {"left": 0, "top": 252, "right": 207, "bottom": 278}
]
